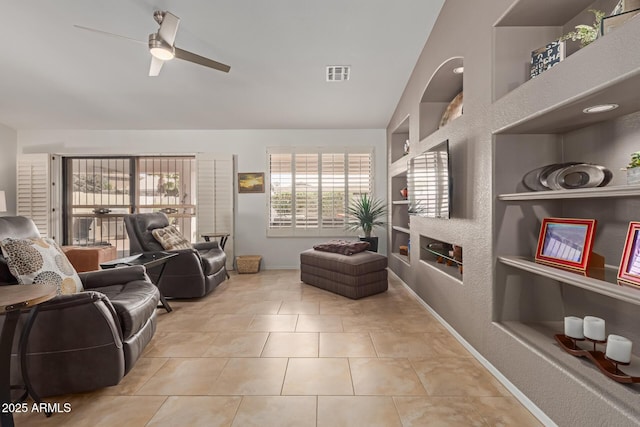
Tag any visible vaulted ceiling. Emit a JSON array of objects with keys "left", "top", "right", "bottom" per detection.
[{"left": 0, "top": 1, "right": 444, "bottom": 130}]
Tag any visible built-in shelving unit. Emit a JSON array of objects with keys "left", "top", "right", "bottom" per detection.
[
  {"left": 389, "top": 117, "right": 411, "bottom": 278},
  {"left": 387, "top": 0, "right": 640, "bottom": 424},
  {"left": 419, "top": 235, "right": 462, "bottom": 282},
  {"left": 419, "top": 57, "right": 464, "bottom": 141},
  {"left": 492, "top": 0, "right": 640, "bottom": 416}
]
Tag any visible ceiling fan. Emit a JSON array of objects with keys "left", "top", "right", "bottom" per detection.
[{"left": 75, "top": 10, "right": 230, "bottom": 76}]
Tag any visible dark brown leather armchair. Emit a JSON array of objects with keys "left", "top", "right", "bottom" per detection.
[
  {"left": 0, "top": 216, "right": 160, "bottom": 397},
  {"left": 124, "top": 212, "right": 227, "bottom": 298}
]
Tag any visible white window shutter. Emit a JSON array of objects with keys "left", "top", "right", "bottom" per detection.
[
  {"left": 17, "top": 153, "right": 51, "bottom": 237},
  {"left": 196, "top": 153, "right": 234, "bottom": 270}
]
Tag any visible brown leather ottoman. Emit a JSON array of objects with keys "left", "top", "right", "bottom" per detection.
[
  {"left": 300, "top": 249, "right": 388, "bottom": 299},
  {"left": 62, "top": 245, "right": 117, "bottom": 272}
]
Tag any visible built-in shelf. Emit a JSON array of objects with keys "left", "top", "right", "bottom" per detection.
[
  {"left": 498, "top": 184, "right": 640, "bottom": 201},
  {"left": 498, "top": 256, "right": 640, "bottom": 306},
  {"left": 390, "top": 159, "right": 408, "bottom": 178},
  {"left": 392, "top": 226, "right": 410, "bottom": 234},
  {"left": 392, "top": 252, "right": 410, "bottom": 265},
  {"left": 419, "top": 236, "right": 462, "bottom": 282},
  {"left": 495, "top": 0, "right": 594, "bottom": 27},
  {"left": 493, "top": 20, "right": 640, "bottom": 133},
  {"left": 495, "top": 321, "right": 640, "bottom": 419},
  {"left": 390, "top": 116, "right": 410, "bottom": 164},
  {"left": 392, "top": 200, "right": 409, "bottom": 205}
]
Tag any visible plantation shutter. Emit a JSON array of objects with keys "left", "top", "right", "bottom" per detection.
[
  {"left": 17, "top": 153, "right": 51, "bottom": 237},
  {"left": 321, "top": 153, "right": 345, "bottom": 228},
  {"left": 294, "top": 153, "right": 319, "bottom": 229},
  {"left": 269, "top": 153, "right": 293, "bottom": 230},
  {"left": 347, "top": 152, "right": 372, "bottom": 197},
  {"left": 196, "top": 153, "right": 234, "bottom": 270}
]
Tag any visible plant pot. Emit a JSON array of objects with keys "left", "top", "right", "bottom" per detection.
[
  {"left": 359, "top": 236, "right": 378, "bottom": 252},
  {"left": 627, "top": 167, "right": 640, "bottom": 185}
]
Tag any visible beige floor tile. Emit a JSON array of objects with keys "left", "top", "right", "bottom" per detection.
[
  {"left": 282, "top": 358, "right": 353, "bottom": 395},
  {"left": 428, "top": 333, "right": 472, "bottom": 358},
  {"left": 474, "top": 397, "right": 542, "bottom": 427},
  {"left": 136, "top": 358, "right": 228, "bottom": 395},
  {"left": 349, "top": 358, "right": 426, "bottom": 396},
  {"left": 342, "top": 315, "right": 396, "bottom": 332},
  {"left": 247, "top": 314, "right": 298, "bottom": 332},
  {"left": 411, "top": 358, "right": 508, "bottom": 397},
  {"left": 319, "top": 332, "right": 377, "bottom": 357},
  {"left": 210, "top": 357, "right": 288, "bottom": 395},
  {"left": 14, "top": 395, "right": 167, "bottom": 427},
  {"left": 296, "top": 314, "right": 344, "bottom": 332},
  {"left": 156, "top": 312, "right": 215, "bottom": 332},
  {"left": 393, "top": 396, "right": 487, "bottom": 427},
  {"left": 370, "top": 332, "right": 436, "bottom": 358},
  {"left": 203, "top": 332, "right": 269, "bottom": 357},
  {"left": 94, "top": 357, "right": 169, "bottom": 395},
  {"left": 147, "top": 396, "right": 241, "bottom": 427},
  {"left": 234, "top": 301, "right": 283, "bottom": 314},
  {"left": 278, "top": 300, "right": 320, "bottom": 314},
  {"left": 261, "top": 332, "right": 319, "bottom": 357},
  {"left": 317, "top": 396, "right": 402, "bottom": 427},
  {"left": 143, "top": 331, "right": 219, "bottom": 357},
  {"left": 199, "top": 314, "right": 256, "bottom": 332},
  {"left": 319, "top": 300, "right": 363, "bottom": 315},
  {"left": 232, "top": 396, "right": 317, "bottom": 427}
]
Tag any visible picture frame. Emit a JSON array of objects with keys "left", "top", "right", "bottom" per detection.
[
  {"left": 601, "top": 7, "right": 640, "bottom": 35},
  {"left": 238, "top": 172, "right": 265, "bottom": 193},
  {"left": 617, "top": 221, "right": 640, "bottom": 288},
  {"left": 530, "top": 40, "right": 565, "bottom": 79},
  {"left": 535, "top": 217, "right": 597, "bottom": 272}
]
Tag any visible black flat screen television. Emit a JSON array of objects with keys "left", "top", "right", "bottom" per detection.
[{"left": 408, "top": 140, "right": 451, "bottom": 219}]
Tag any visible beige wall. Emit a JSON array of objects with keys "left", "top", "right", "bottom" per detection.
[{"left": 0, "top": 123, "right": 17, "bottom": 215}]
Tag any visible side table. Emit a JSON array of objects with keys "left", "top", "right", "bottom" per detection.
[
  {"left": 100, "top": 252, "right": 178, "bottom": 313},
  {"left": 0, "top": 284, "right": 57, "bottom": 427}
]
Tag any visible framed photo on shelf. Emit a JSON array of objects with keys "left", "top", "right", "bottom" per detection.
[
  {"left": 617, "top": 221, "right": 640, "bottom": 288},
  {"left": 237, "top": 172, "right": 265, "bottom": 193},
  {"left": 535, "top": 218, "right": 597, "bottom": 272},
  {"left": 530, "top": 40, "right": 565, "bottom": 79},
  {"left": 601, "top": 7, "right": 640, "bottom": 35}
]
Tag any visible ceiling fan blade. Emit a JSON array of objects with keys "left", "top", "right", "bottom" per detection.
[
  {"left": 174, "top": 47, "right": 231, "bottom": 73},
  {"left": 149, "top": 57, "right": 164, "bottom": 76},
  {"left": 73, "top": 25, "right": 146, "bottom": 45},
  {"left": 158, "top": 11, "right": 180, "bottom": 46}
]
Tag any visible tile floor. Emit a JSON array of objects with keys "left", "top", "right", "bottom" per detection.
[{"left": 14, "top": 270, "right": 542, "bottom": 426}]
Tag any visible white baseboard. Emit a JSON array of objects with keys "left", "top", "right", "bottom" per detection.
[{"left": 390, "top": 271, "right": 557, "bottom": 427}]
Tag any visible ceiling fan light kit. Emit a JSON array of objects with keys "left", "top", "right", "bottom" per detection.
[{"left": 148, "top": 33, "right": 175, "bottom": 60}]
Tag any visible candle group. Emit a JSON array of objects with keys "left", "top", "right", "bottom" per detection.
[{"left": 564, "top": 316, "right": 634, "bottom": 364}]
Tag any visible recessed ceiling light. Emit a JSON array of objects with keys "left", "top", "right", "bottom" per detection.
[
  {"left": 583, "top": 104, "right": 619, "bottom": 114},
  {"left": 452, "top": 66, "right": 464, "bottom": 74},
  {"left": 326, "top": 65, "right": 350, "bottom": 82}
]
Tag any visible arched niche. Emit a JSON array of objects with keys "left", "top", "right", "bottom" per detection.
[{"left": 419, "top": 57, "right": 464, "bottom": 141}]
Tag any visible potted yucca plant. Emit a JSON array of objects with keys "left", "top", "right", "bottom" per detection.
[{"left": 345, "top": 194, "right": 387, "bottom": 252}]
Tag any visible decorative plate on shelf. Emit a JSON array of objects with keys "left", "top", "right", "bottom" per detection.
[
  {"left": 522, "top": 163, "right": 612, "bottom": 191},
  {"left": 438, "top": 91, "right": 463, "bottom": 128}
]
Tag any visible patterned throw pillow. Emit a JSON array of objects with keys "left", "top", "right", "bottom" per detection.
[
  {"left": 313, "top": 240, "right": 370, "bottom": 256},
  {"left": 0, "top": 237, "right": 84, "bottom": 295},
  {"left": 151, "top": 225, "right": 193, "bottom": 251}
]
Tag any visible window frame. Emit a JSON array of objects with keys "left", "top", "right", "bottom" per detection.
[{"left": 266, "top": 146, "right": 375, "bottom": 237}]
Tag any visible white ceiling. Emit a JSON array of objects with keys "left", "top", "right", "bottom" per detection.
[{"left": 0, "top": 0, "right": 444, "bottom": 130}]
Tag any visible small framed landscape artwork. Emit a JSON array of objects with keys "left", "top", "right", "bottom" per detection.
[
  {"left": 238, "top": 172, "right": 265, "bottom": 193},
  {"left": 535, "top": 217, "right": 597, "bottom": 272},
  {"left": 617, "top": 221, "right": 640, "bottom": 288}
]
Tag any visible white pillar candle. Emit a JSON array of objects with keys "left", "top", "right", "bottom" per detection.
[
  {"left": 583, "top": 316, "right": 606, "bottom": 341},
  {"left": 564, "top": 316, "right": 584, "bottom": 339},
  {"left": 606, "top": 335, "right": 633, "bottom": 364}
]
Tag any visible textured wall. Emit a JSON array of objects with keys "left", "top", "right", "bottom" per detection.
[{"left": 387, "top": 0, "right": 640, "bottom": 425}]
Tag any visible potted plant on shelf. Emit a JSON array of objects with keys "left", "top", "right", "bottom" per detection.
[
  {"left": 560, "top": 9, "right": 605, "bottom": 48},
  {"left": 626, "top": 151, "right": 640, "bottom": 184},
  {"left": 345, "top": 194, "right": 386, "bottom": 252}
]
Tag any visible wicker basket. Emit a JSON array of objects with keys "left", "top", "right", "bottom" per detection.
[{"left": 236, "top": 255, "right": 262, "bottom": 274}]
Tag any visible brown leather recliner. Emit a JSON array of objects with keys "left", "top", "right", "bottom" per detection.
[
  {"left": 0, "top": 216, "right": 160, "bottom": 397},
  {"left": 124, "top": 212, "right": 227, "bottom": 298}
]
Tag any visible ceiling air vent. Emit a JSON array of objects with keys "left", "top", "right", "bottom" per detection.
[{"left": 326, "top": 65, "right": 350, "bottom": 82}]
